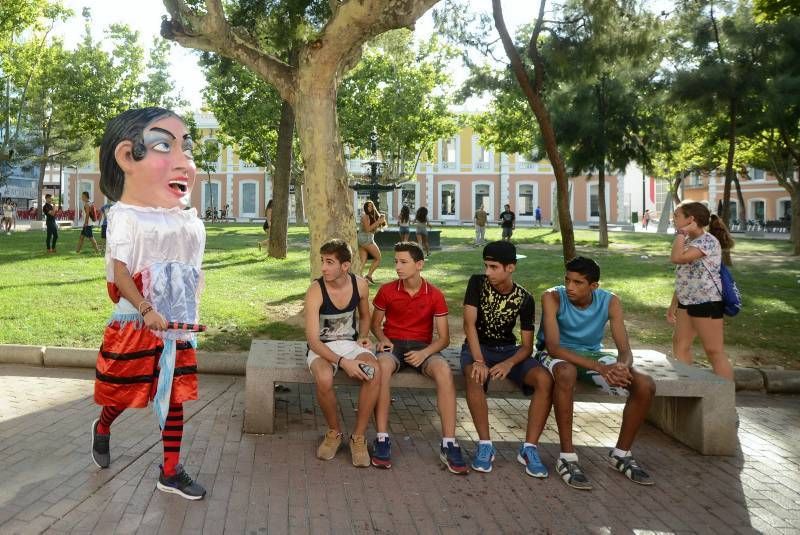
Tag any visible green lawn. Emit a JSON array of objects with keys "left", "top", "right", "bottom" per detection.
[{"left": 1, "top": 224, "right": 798, "bottom": 369}]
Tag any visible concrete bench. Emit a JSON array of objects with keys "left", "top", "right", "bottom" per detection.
[{"left": 244, "top": 340, "right": 737, "bottom": 455}]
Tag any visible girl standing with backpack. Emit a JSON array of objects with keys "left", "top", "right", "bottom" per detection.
[{"left": 666, "top": 201, "right": 735, "bottom": 380}]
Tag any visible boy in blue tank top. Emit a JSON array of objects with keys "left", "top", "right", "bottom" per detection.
[{"left": 536, "top": 256, "right": 656, "bottom": 490}]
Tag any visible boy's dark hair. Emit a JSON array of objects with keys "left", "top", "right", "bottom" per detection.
[
  {"left": 565, "top": 256, "right": 600, "bottom": 283},
  {"left": 99, "top": 107, "right": 181, "bottom": 202},
  {"left": 319, "top": 238, "right": 352, "bottom": 264},
  {"left": 394, "top": 241, "right": 424, "bottom": 262},
  {"left": 45, "top": 194, "right": 52, "bottom": 200}
]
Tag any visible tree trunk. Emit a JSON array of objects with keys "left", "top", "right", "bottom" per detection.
[
  {"left": 791, "top": 187, "right": 800, "bottom": 256},
  {"left": 492, "top": 0, "right": 575, "bottom": 262},
  {"left": 294, "top": 76, "right": 356, "bottom": 278},
  {"left": 657, "top": 175, "right": 681, "bottom": 234},
  {"left": 597, "top": 168, "right": 608, "bottom": 248},
  {"left": 721, "top": 98, "right": 737, "bottom": 227},
  {"left": 733, "top": 172, "right": 746, "bottom": 224},
  {"left": 295, "top": 182, "right": 305, "bottom": 224},
  {"left": 268, "top": 98, "right": 294, "bottom": 259}
]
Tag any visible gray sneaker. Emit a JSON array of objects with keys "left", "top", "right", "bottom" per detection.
[
  {"left": 91, "top": 419, "right": 110, "bottom": 468},
  {"left": 608, "top": 451, "right": 653, "bottom": 485},
  {"left": 555, "top": 458, "right": 592, "bottom": 490}
]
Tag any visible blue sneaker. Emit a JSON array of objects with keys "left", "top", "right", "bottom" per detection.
[
  {"left": 517, "top": 444, "right": 548, "bottom": 478},
  {"left": 371, "top": 437, "right": 392, "bottom": 469},
  {"left": 439, "top": 443, "right": 468, "bottom": 474},
  {"left": 470, "top": 443, "right": 496, "bottom": 473}
]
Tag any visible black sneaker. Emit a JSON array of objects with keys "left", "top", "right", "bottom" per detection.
[
  {"left": 156, "top": 464, "right": 206, "bottom": 500},
  {"left": 439, "top": 443, "right": 468, "bottom": 475},
  {"left": 608, "top": 452, "right": 654, "bottom": 485},
  {"left": 555, "top": 458, "right": 593, "bottom": 490},
  {"left": 91, "top": 418, "right": 110, "bottom": 468},
  {"left": 371, "top": 437, "right": 392, "bottom": 469}
]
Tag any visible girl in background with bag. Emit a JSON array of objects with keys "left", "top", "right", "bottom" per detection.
[{"left": 666, "top": 201, "right": 735, "bottom": 380}]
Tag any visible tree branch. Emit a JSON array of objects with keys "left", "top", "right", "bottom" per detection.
[
  {"left": 161, "top": 0, "right": 297, "bottom": 103},
  {"left": 304, "top": 0, "right": 441, "bottom": 83}
]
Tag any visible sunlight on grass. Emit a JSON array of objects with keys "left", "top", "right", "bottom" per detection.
[{"left": 1, "top": 223, "right": 797, "bottom": 361}]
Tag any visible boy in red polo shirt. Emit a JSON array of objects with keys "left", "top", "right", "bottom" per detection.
[{"left": 370, "top": 242, "right": 468, "bottom": 474}]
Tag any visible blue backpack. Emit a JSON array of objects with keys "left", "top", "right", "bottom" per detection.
[{"left": 718, "top": 263, "right": 742, "bottom": 317}]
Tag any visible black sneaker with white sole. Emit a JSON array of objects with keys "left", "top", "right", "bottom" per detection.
[
  {"left": 555, "top": 458, "right": 593, "bottom": 490},
  {"left": 156, "top": 464, "right": 206, "bottom": 500},
  {"left": 91, "top": 418, "right": 110, "bottom": 468},
  {"left": 608, "top": 452, "right": 654, "bottom": 485}
]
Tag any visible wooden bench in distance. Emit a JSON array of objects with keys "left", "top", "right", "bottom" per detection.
[{"left": 244, "top": 340, "right": 737, "bottom": 456}]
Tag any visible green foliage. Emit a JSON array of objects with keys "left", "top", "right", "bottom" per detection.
[
  {"left": 337, "top": 30, "right": 458, "bottom": 182},
  {"left": 199, "top": 54, "right": 284, "bottom": 168}
]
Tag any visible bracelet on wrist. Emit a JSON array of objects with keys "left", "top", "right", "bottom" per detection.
[
  {"left": 137, "top": 300, "right": 152, "bottom": 314},
  {"left": 140, "top": 306, "right": 153, "bottom": 316}
]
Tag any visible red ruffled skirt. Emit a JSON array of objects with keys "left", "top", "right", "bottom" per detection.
[{"left": 94, "top": 320, "right": 198, "bottom": 408}]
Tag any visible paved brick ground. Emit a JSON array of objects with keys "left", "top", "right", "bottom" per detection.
[{"left": 0, "top": 364, "right": 798, "bottom": 534}]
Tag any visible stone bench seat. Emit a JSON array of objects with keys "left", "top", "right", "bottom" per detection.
[{"left": 244, "top": 340, "right": 737, "bottom": 455}]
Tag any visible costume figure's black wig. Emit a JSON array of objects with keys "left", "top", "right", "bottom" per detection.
[{"left": 99, "top": 107, "right": 181, "bottom": 201}]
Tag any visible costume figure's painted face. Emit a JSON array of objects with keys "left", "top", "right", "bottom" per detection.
[{"left": 118, "top": 115, "right": 195, "bottom": 209}]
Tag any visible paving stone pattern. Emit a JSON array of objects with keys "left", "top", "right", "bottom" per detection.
[{"left": 0, "top": 364, "right": 798, "bottom": 534}]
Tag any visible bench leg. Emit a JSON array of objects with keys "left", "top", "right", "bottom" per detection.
[
  {"left": 647, "top": 390, "right": 737, "bottom": 456},
  {"left": 244, "top": 371, "right": 276, "bottom": 434}
]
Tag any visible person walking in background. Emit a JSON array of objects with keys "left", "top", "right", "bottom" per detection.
[
  {"left": 44, "top": 194, "right": 58, "bottom": 252},
  {"left": 474, "top": 204, "right": 487, "bottom": 246},
  {"left": 535, "top": 206, "right": 542, "bottom": 227},
  {"left": 414, "top": 206, "right": 431, "bottom": 257},
  {"left": 667, "top": 201, "right": 735, "bottom": 380},
  {"left": 499, "top": 204, "right": 515, "bottom": 241},
  {"left": 642, "top": 209, "right": 651, "bottom": 230},
  {"left": 398, "top": 205, "right": 411, "bottom": 242},
  {"left": 2, "top": 199, "right": 14, "bottom": 234},
  {"left": 357, "top": 200, "right": 386, "bottom": 284},
  {"left": 258, "top": 199, "right": 273, "bottom": 251},
  {"left": 100, "top": 201, "right": 114, "bottom": 244},
  {"left": 75, "top": 191, "right": 100, "bottom": 254}
]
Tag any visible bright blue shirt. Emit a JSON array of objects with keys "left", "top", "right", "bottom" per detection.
[{"left": 536, "top": 285, "right": 612, "bottom": 352}]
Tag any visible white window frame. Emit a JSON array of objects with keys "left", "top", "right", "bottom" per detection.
[
  {"left": 438, "top": 136, "right": 460, "bottom": 171},
  {"left": 239, "top": 180, "right": 259, "bottom": 219},
  {"left": 201, "top": 180, "right": 223, "bottom": 211},
  {"left": 749, "top": 198, "right": 766, "bottom": 223},
  {"left": 438, "top": 181, "right": 460, "bottom": 220},
  {"left": 471, "top": 135, "right": 494, "bottom": 171},
  {"left": 587, "top": 183, "right": 611, "bottom": 222},
  {"left": 776, "top": 197, "right": 791, "bottom": 220},
  {"left": 515, "top": 181, "right": 538, "bottom": 220},
  {"left": 472, "top": 181, "right": 495, "bottom": 219}
]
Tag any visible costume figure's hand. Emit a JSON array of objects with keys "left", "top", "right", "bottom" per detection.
[{"left": 145, "top": 309, "right": 167, "bottom": 331}]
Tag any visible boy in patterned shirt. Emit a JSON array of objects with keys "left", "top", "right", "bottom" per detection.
[{"left": 461, "top": 241, "right": 554, "bottom": 478}]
